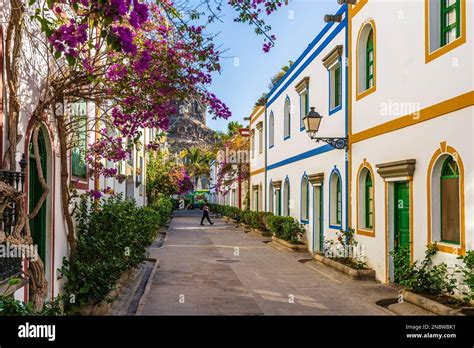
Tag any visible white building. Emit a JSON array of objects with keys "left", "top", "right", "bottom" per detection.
[
  {"left": 249, "top": 106, "right": 266, "bottom": 212},
  {"left": 0, "top": 6, "right": 150, "bottom": 303},
  {"left": 348, "top": 0, "right": 473, "bottom": 283},
  {"left": 265, "top": 5, "right": 348, "bottom": 250}
]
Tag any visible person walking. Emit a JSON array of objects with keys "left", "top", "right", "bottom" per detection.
[{"left": 200, "top": 200, "right": 214, "bottom": 226}]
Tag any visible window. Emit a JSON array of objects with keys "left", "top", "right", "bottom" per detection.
[
  {"left": 258, "top": 124, "right": 263, "bottom": 154},
  {"left": 330, "top": 171, "right": 342, "bottom": 227},
  {"left": 295, "top": 77, "right": 310, "bottom": 130},
  {"left": 269, "top": 112, "right": 274, "bottom": 148},
  {"left": 440, "top": 157, "right": 460, "bottom": 244},
  {"left": 250, "top": 130, "right": 255, "bottom": 158},
  {"left": 283, "top": 97, "right": 291, "bottom": 139},
  {"left": 283, "top": 178, "right": 290, "bottom": 216},
  {"left": 428, "top": 147, "right": 465, "bottom": 255},
  {"left": 71, "top": 102, "right": 87, "bottom": 179},
  {"left": 329, "top": 62, "right": 342, "bottom": 112},
  {"left": 356, "top": 21, "right": 376, "bottom": 99},
  {"left": 300, "top": 90, "right": 309, "bottom": 129},
  {"left": 366, "top": 31, "right": 374, "bottom": 90},
  {"left": 441, "top": 0, "right": 460, "bottom": 46},
  {"left": 301, "top": 176, "right": 309, "bottom": 222},
  {"left": 365, "top": 173, "right": 373, "bottom": 229},
  {"left": 426, "top": 0, "right": 465, "bottom": 63}
]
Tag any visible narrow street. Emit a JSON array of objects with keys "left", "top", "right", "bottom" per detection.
[{"left": 140, "top": 211, "right": 398, "bottom": 315}]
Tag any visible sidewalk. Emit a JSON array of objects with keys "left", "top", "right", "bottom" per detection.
[{"left": 140, "top": 210, "right": 397, "bottom": 315}]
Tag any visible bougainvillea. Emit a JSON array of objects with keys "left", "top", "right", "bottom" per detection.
[{"left": 31, "top": 0, "right": 286, "bottom": 196}]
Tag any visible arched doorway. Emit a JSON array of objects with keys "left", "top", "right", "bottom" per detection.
[{"left": 28, "top": 127, "right": 49, "bottom": 297}]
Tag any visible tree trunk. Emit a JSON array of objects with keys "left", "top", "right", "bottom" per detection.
[{"left": 56, "top": 115, "right": 77, "bottom": 254}]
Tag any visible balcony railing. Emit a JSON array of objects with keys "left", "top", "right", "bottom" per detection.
[{"left": 0, "top": 155, "right": 27, "bottom": 282}]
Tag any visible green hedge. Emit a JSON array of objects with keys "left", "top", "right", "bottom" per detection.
[
  {"left": 209, "top": 203, "right": 273, "bottom": 231},
  {"left": 208, "top": 203, "right": 304, "bottom": 242},
  {"left": 267, "top": 215, "right": 305, "bottom": 243},
  {"left": 60, "top": 194, "right": 173, "bottom": 313}
]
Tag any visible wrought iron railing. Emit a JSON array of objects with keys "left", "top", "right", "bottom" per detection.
[{"left": 0, "top": 155, "right": 27, "bottom": 281}]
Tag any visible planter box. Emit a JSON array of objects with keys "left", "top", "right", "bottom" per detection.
[
  {"left": 271, "top": 236, "right": 307, "bottom": 252},
  {"left": 400, "top": 289, "right": 465, "bottom": 316},
  {"left": 314, "top": 254, "right": 376, "bottom": 280},
  {"left": 76, "top": 268, "right": 135, "bottom": 315}
]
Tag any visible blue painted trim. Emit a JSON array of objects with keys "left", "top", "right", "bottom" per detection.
[
  {"left": 328, "top": 166, "right": 343, "bottom": 230},
  {"left": 283, "top": 96, "right": 291, "bottom": 140},
  {"left": 266, "top": 18, "right": 347, "bottom": 108},
  {"left": 300, "top": 172, "right": 310, "bottom": 223},
  {"left": 266, "top": 5, "right": 347, "bottom": 102},
  {"left": 267, "top": 144, "right": 334, "bottom": 171}
]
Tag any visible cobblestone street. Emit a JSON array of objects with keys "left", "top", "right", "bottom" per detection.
[{"left": 140, "top": 211, "right": 398, "bottom": 315}]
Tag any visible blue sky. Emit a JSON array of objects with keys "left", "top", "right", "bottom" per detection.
[{"left": 205, "top": 0, "right": 341, "bottom": 132}]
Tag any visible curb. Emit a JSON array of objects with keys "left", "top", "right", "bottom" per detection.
[
  {"left": 313, "top": 254, "right": 376, "bottom": 280},
  {"left": 135, "top": 258, "right": 160, "bottom": 316}
]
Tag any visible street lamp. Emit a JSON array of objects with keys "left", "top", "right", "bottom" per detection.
[{"left": 302, "top": 107, "right": 348, "bottom": 150}]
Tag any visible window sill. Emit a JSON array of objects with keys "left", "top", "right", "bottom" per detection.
[
  {"left": 357, "top": 228, "right": 375, "bottom": 237},
  {"left": 301, "top": 219, "right": 309, "bottom": 225},
  {"left": 434, "top": 241, "right": 464, "bottom": 255},
  {"left": 356, "top": 85, "right": 376, "bottom": 101},
  {"left": 425, "top": 35, "right": 466, "bottom": 64},
  {"left": 329, "top": 224, "right": 342, "bottom": 230},
  {"left": 329, "top": 104, "right": 342, "bottom": 115},
  {"left": 284, "top": 136, "right": 291, "bottom": 141}
]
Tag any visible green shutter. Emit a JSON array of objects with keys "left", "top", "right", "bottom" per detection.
[
  {"left": 366, "top": 30, "right": 374, "bottom": 90},
  {"left": 334, "top": 66, "right": 341, "bottom": 108},
  {"left": 336, "top": 176, "right": 341, "bottom": 225},
  {"left": 440, "top": 0, "right": 460, "bottom": 47},
  {"left": 365, "top": 173, "right": 373, "bottom": 229}
]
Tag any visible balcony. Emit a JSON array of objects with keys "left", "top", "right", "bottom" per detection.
[{"left": 0, "top": 155, "right": 27, "bottom": 283}]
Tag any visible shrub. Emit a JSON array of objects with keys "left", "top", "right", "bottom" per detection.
[
  {"left": 323, "top": 228, "right": 367, "bottom": 270},
  {"left": 268, "top": 215, "right": 304, "bottom": 243},
  {"left": 391, "top": 244, "right": 458, "bottom": 296},
  {"left": 0, "top": 279, "right": 62, "bottom": 315},
  {"left": 60, "top": 194, "right": 170, "bottom": 312},
  {"left": 457, "top": 250, "right": 474, "bottom": 302}
]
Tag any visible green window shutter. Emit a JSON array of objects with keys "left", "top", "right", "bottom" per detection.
[
  {"left": 336, "top": 176, "right": 341, "bottom": 225},
  {"left": 440, "top": 0, "right": 460, "bottom": 47},
  {"left": 366, "top": 30, "right": 374, "bottom": 90},
  {"left": 365, "top": 173, "right": 373, "bottom": 229},
  {"left": 334, "top": 66, "right": 341, "bottom": 108}
]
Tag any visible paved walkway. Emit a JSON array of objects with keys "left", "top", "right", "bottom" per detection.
[{"left": 140, "top": 211, "right": 397, "bottom": 315}]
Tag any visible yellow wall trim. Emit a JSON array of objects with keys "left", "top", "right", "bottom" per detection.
[
  {"left": 351, "top": 91, "right": 474, "bottom": 144},
  {"left": 250, "top": 167, "right": 265, "bottom": 176},
  {"left": 351, "top": 0, "right": 368, "bottom": 18},
  {"left": 425, "top": 0, "right": 466, "bottom": 64},
  {"left": 249, "top": 107, "right": 265, "bottom": 126},
  {"left": 355, "top": 19, "right": 377, "bottom": 101},
  {"left": 426, "top": 143, "right": 466, "bottom": 255}
]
